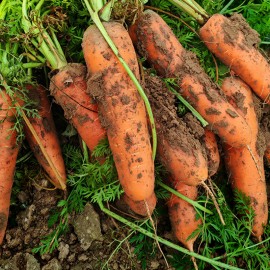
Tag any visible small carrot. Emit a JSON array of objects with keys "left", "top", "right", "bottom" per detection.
[
  {"left": 221, "top": 76, "right": 268, "bottom": 240},
  {"left": 121, "top": 192, "right": 157, "bottom": 217},
  {"left": 22, "top": 84, "right": 66, "bottom": 190},
  {"left": 199, "top": 13, "right": 270, "bottom": 104},
  {"left": 129, "top": 9, "right": 252, "bottom": 148},
  {"left": 0, "top": 90, "right": 20, "bottom": 245},
  {"left": 202, "top": 129, "right": 220, "bottom": 177},
  {"left": 143, "top": 73, "right": 208, "bottom": 186},
  {"left": 167, "top": 176, "right": 201, "bottom": 253},
  {"left": 82, "top": 22, "right": 155, "bottom": 201}
]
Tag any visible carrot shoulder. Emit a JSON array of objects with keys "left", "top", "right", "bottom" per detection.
[
  {"left": 221, "top": 76, "right": 268, "bottom": 240},
  {"left": 50, "top": 63, "right": 106, "bottom": 154},
  {"left": 0, "top": 90, "right": 20, "bottom": 245},
  {"left": 129, "top": 9, "right": 251, "bottom": 148},
  {"left": 199, "top": 13, "right": 270, "bottom": 104},
  {"left": 23, "top": 85, "right": 66, "bottom": 190},
  {"left": 82, "top": 22, "right": 155, "bottom": 201}
]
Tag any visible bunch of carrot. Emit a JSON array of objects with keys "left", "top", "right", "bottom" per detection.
[{"left": 0, "top": 1, "right": 269, "bottom": 266}]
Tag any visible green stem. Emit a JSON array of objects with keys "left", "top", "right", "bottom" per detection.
[
  {"left": 83, "top": 0, "right": 157, "bottom": 160},
  {"left": 168, "top": 0, "right": 209, "bottom": 24},
  {"left": 98, "top": 200, "right": 243, "bottom": 270},
  {"left": 166, "top": 82, "right": 208, "bottom": 127},
  {"left": 22, "top": 62, "right": 44, "bottom": 69},
  {"left": 158, "top": 181, "right": 212, "bottom": 214},
  {"left": 22, "top": 0, "right": 67, "bottom": 69}
]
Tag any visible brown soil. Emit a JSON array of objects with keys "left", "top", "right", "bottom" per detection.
[{"left": 0, "top": 175, "right": 171, "bottom": 270}]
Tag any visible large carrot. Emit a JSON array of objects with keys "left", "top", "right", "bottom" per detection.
[
  {"left": 0, "top": 90, "right": 20, "bottom": 245},
  {"left": 221, "top": 76, "right": 268, "bottom": 240},
  {"left": 22, "top": 85, "right": 66, "bottom": 190},
  {"left": 199, "top": 14, "right": 270, "bottom": 104},
  {"left": 167, "top": 176, "right": 202, "bottom": 253},
  {"left": 82, "top": 22, "right": 155, "bottom": 201},
  {"left": 144, "top": 73, "right": 208, "bottom": 186},
  {"left": 129, "top": 9, "right": 251, "bottom": 149}
]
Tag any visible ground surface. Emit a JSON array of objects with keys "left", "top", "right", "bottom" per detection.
[{"left": 0, "top": 173, "right": 173, "bottom": 270}]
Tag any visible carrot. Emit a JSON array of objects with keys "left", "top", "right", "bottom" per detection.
[
  {"left": 50, "top": 63, "right": 106, "bottom": 154},
  {"left": 82, "top": 22, "right": 155, "bottom": 201},
  {"left": 221, "top": 76, "right": 268, "bottom": 240},
  {"left": 129, "top": 9, "right": 252, "bottom": 149},
  {"left": 21, "top": 1, "right": 106, "bottom": 157},
  {"left": 202, "top": 129, "right": 220, "bottom": 177},
  {"left": 167, "top": 176, "right": 201, "bottom": 252},
  {"left": 143, "top": 73, "right": 208, "bottom": 186},
  {"left": 199, "top": 13, "right": 270, "bottom": 104},
  {"left": 0, "top": 90, "right": 20, "bottom": 245},
  {"left": 120, "top": 192, "right": 157, "bottom": 217},
  {"left": 22, "top": 85, "right": 67, "bottom": 190}
]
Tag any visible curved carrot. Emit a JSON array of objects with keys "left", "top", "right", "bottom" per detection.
[
  {"left": 50, "top": 63, "right": 106, "bottom": 154},
  {"left": 82, "top": 22, "right": 155, "bottom": 201},
  {"left": 202, "top": 129, "right": 220, "bottom": 177},
  {"left": 129, "top": 9, "right": 251, "bottom": 148},
  {"left": 0, "top": 90, "right": 20, "bottom": 245},
  {"left": 121, "top": 192, "right": 157, "bottom": 217},
  {"left": 167, "top": 177, "right": 202, "bottom": 252},
  {"left": 199, "top": 13, "right": 270, "bottom": 105},
  {"left": 22, "top": 85, "right": 66, "bottom": 190},
  {"left": 221, "top": 76, "right": 268, "bottom": 240}
]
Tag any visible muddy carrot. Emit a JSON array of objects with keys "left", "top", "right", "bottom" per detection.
[
  {"left": 222, "top": 76, "right": 268, "bottom": 240},
  {"left": 129, "top": 9, "right": 251, "bottom": 148},
  {"left": 82, "top": 22, "right": 155, "bottom": 201},
  {"left": 199, "top": 13, "right": 270, "bottom": 104},
  {"left": 143, "top": 73, "right": 208, "bottom": 186}
]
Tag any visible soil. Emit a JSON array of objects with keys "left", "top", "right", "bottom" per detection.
[{"left": 0, "top": 174, "right": 172, "bottom": 270}]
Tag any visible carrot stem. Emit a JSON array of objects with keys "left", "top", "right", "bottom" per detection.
[
  {"left": 83, "top": 0, "right": 157, "bottom": 160},
  {"left": 98, "top": 200, "right": 243, "bottom": 270},
  {"left": 168, "top": 0, "right": 208, "bottom": 24},
  {"left": 165, "top": 82, "right": 208, "bottom": 127},
  {"left": 21, "top": 0, "right": 67, "bottom": 69},
  {"left": 158, "top": 181, "right": 212, "bottom": 214}
]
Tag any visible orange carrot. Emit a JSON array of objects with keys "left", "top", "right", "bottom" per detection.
[
  {"left": 0, "top": 90, "right": 20, "bottom": 245},
  {"left": 199, "top": 13, "right": 270, "bottom": 104},
  {"left": 129, "top": 9, "right": 252, "bottom": 148},
  {"left": 121, "top": 192, "right": 157, "bottom": 217},
  {"left": 50, "top": 63, "right": 106, "bottom": 154},
  {"left": 202, "top": 129, "right": 220, "bottom": 177},
  {"left": 167, "top": 177, "right": 201, "bottom": 252},
  {"left": 22, "top": 85, "right": 66, "bottom": 190},
  {"left": 82, "top": 22, "right": 155, "bottom": 201},
  {"left": 221, "top": 76, "right": 268, "bottom": 240},
  {"left": 144, "top": 73, "right": 208, "bottom": 186}
]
